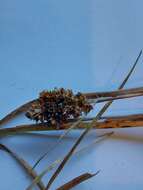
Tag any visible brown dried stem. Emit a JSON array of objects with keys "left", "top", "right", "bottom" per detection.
[
  {"left": 56, "top": 171, "right": 99, "bottom": 190},
  {"left": 0, "top": 100, "right": 36, "bottom": 126},
  {"left": 45, "top": 50, "right": 142, "bottom": 189},
  {"left": 1, "top": 87, "right": 143, "bottom": 127},
  {"left": 0, "top": 113, "right": 143, "bottom": 137},
  {"left": 0, "top": 143, "right": 45, "bottom": 190},
  {"left": 26, "top": 132, "right": 112, "bottom": 190}
]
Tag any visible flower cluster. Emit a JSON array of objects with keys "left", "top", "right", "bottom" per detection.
[{"left": 25, "top": 88, "right": 92, "bottom": 127}]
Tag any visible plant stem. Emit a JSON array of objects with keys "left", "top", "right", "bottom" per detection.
[
  {"left": 0, "top": 144, "right": 45, "bottom": 190},
  {"left": 45, "top": 50, "right": 142, "bottom": 189},
  {"left": 1, "top": 87, "right": 143, "bottom": 127},
  {"left": 56, "top": 172, "right": 99, "bottom": 190},
  {"left": 0, "top": 113, "right": 143, "bottom": 137}
]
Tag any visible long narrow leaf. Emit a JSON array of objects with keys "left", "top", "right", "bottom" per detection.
[
  {"left": 0, "top": 144, "right": 45, "bottom": 190},
  {"left": 56, "top": 171, "right": 99, "bottom": 190},
  {"left": 45, "top": 50, "right": 142, "bottom": 189},
  {"left": 0, "top": 100, "right": 36, "bottom": 127},
  {"left": 1, "top": 85, "right": 143, "bottom": 127},
  {"left": 32, "top": 118, "right": 84, "bottom": 169},
  {"left": 26, "top": 132, "right": 113, "bottom": 190}
]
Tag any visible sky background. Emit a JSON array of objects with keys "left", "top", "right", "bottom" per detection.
[
  {"left": 0, "top": 0, "right": 143, "bottom": 116},
  {"left": 0, "top": 1, "right": 143, "bottom": 190}
]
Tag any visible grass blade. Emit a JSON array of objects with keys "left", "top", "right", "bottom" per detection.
[
  {"left": 56, "top": 171, "right": 99, "bottom": 190},
  {"left": 45, "top": 50, "right": 142, "bottom": 189},
  {"left": 32, "top": 118, "right": 83, "bottom": 169},
  {"left": 0, "top": 100, "right": 36, "bottom": 127},
  {"left": 0, "top": 143, "right": 45, "bottom": 190},
  {"left": 1, "top": 86, "right": 143, "bottom": 127},
  {"left": 1, "top": 109, "right": 143, "bottom": 138},
  {"left": 26, "top": 132, "right": 113, "bottom": 190}
]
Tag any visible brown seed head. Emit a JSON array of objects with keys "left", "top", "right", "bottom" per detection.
[{"left": 26, "top": 88, "right": 93, "bottom": 127}]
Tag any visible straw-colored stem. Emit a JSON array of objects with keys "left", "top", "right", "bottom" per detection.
[
  {"left": 0, "top": 144, "right": 45, "bottom": 190},
  {"left": 1, "top": 87, "right": 143, "bottom": 127},
  {"left": 0, "top": 113, "right": 143, "bottom": 137}
]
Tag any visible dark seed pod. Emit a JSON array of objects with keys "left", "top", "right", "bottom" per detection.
[{"left": 25, "top": 88, "right": 93, "bottom": 128}]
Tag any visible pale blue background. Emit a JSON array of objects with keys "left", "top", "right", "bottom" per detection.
[{"left": 0, "top": 0, "right": 143, "bottom": 189}]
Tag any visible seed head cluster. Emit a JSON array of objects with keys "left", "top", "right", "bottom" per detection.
[{"left": 26, "top": 88, "right": 93, "bottom": 127}]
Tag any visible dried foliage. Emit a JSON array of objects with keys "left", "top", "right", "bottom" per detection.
[
  {"left": 0, "top": 144, "right": 45, "bottom": 190},
  {"left": 45, "top": 50, "right": 142, "bottom": 189},
  {"left": 0, "top": 51, "right": 142, "bottom": 190},
  {"left": 56, "top": 172, "right": 99, "bottom": 190},
  {"left": 26, "top": 132, "right": 113, "bottom": 190},
  {"left": 1, "top": 87, "right": 143, "bottom": 128}
]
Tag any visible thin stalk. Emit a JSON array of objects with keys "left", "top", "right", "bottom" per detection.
[
  {"left": 32, "top": 118, "right": 84, "bottom": 169},
  {"left": 90, "top": 86, "right": 143, "bottom": 97},
  {"left": 0, "top": 144, "right": 45, "bottom": 190},
  {"left": 26, "top": 132, "right": 113, "bottom": 190},
  {"left": 1, "top": 113, "right": 143, "bottom": 137},
  {"left": 94, "top": 89, "right": 143, "bottom": 103},
  {"left": 1, "top": 87, "right": 143, "bottom": 127},
  {"left": 0, "top": 100, "right": 36, "bottom": 127},
  {"left": 56, "top": 171, "right": 99, "bottom": 190},
  {"left": 45, "top": 50, "right": 142, "bottom": 189}
]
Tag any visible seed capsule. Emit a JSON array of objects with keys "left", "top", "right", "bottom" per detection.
[{"left": 26, "top": 88, "right": 93, "bottom": 128}]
